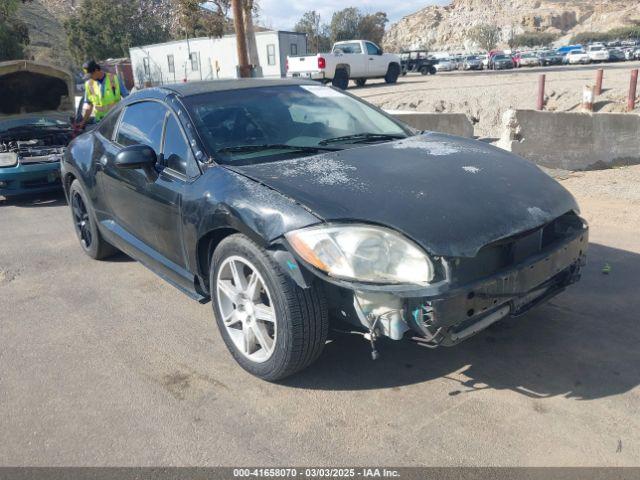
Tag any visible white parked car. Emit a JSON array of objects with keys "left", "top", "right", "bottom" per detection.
[
  {"left": 587, "top": 45, "right": 610, "bottom": 62},
  {"left": 286, "top": 40, "right": 401, "bottom": 89},
  {"left": 565, "top": 50, "right": 591, "bottom": 65},
  {"left": 435, "top": 59, "right": 456, "bottom": 72}
]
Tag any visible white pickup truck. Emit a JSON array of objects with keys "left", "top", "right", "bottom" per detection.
[{"left": 286, "top": 40, "right": 401, "bottom": 89}]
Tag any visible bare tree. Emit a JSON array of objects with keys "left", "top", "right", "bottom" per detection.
[
  {"left": 468, "top": 23, "right": 501, "bottom": 52},
  {"left": 294, "top": 11, "right": 330, "bottom": 54},
  {"left": 172, "top": 0, "right": 230, "bottom": 39}
]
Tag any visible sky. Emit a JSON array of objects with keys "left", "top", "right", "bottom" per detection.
[{"left": 255, "top": 0, "right": 450, "bottom": 31}]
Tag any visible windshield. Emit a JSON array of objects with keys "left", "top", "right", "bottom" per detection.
[
  {"left": 494, "top": 55, "right": 509, "bottom": 60},
  {"left": 0, "top": 116, "right": 69, "bottom": 133},
  {"left": 184, "top": 85, "right": 408, "bottom": 165}
]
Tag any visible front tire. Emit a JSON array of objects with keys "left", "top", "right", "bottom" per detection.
[
  {"left": 384, "top": 63, "right": 400, "bottom": 84},
  {"left": 68, "top": 179, "right": 117, "bottom": 260},
  {"left": 210, "top": 234, "right": 329, "bottom": 381},
  {"left": 354, "top": 78, "right": 367, "bottom": 87}
]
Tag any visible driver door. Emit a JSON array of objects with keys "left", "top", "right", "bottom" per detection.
[
  {"left": 365, "top": 42, "right": 386, "bottom": 76},
  {"left": 97, "top": 101, "right": 187, "bottom": 270}
]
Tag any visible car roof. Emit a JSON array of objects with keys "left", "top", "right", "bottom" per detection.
[{"left": 158, "top": 78, "right": 318, "bottom": 98}]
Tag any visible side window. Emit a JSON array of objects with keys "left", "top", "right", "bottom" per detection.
[
  {"left": 97, "top": 107, "right": 121, "bottom": 140},
  {"left": 190, "top": 52, "right": 199, "bottom": 71},
  {"left": 267, "top": 44, "right": 276, "bottom": 65},
  {"left": 115, "top": 102, "right": 167, "bottom": 154},
  {"left": 366, "top": 42, "right": 379, "bottom": 55},
  {"left": 162, "top": 114, "right": 192, "bottom": 175}
]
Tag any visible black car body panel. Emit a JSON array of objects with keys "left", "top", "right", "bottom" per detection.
[
  {"left": 227, "top": 133, "right": 579, "bottom": 258},
  {"left": 61, "top": 79, "right": 587, "bottom": 350}
]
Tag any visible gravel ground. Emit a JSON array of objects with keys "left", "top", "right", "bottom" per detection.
[
  {"left": 0, "top": 164, "right": 639, "bottom": 466},
  {"left": 558, "top": 165, "right": 640, "bottom": 242},
  {"left": 352, "top": 61, "right": 640, "bottom": 138}
]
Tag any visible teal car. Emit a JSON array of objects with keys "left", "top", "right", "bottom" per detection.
[{"left": 0, "top": 60, "right": 75, "bottom": 198}]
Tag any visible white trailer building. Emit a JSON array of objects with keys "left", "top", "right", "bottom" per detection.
[{"left": 129, "top": 31, "right": 307, "bottom": 87}]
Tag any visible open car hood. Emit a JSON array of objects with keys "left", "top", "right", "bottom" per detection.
[
  {"left": 0, "top": 60, "right": 75, "bottom": 117},
  {"left": 227, "top": 133, "right": 580, "bottom": 258}
]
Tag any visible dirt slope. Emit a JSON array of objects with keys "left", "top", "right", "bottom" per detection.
[{"left": 383, "top": 0, "right": 640, "bottom": 52}]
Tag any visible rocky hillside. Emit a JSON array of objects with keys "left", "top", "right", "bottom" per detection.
[
  {"left": 17, "top": 0, "right": 77, "bottom": 70},
  {"left": 383, "top": 0, "right": 640, "bottom": 52}
]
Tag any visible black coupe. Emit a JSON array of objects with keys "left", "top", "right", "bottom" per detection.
[{"left": 61, "top": 79, "right": 587, "bottom": 380}]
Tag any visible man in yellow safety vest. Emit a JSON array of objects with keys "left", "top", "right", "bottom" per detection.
[{"left": 79, "top": 60, "right": 129, "bottom": 128}]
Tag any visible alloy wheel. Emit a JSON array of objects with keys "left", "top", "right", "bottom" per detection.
[
  {"left": 215, "top": 256, "right": 277, "bottom": 363},
  {"left": 71, "top": 191, "right": 92, "bottom": 249}
]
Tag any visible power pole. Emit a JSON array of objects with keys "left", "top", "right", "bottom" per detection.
[{"left": 232, "top": 0, "right": 251, "bottom": 78}]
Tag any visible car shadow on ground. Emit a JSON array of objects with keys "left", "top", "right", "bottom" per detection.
[
  {"left": 1, "top": 190, "right": 135, "bottom": 262},
  {"left": 0, "top": 189, "right": 66, "bottom": 208},
  {"left": 283, "top": 242, "right": 640, "bottom": 401}
]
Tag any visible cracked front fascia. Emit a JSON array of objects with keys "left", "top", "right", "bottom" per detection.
[
  {"left": 276, "top": 224, "right": 586, "bottom": 302},
  {"left": 228, "top": 133, "right": 580, "bottom": 258}
]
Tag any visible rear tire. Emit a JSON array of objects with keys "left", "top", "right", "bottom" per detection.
[
  {"left": 332, "top": 68, "right": 349, "bottom": 90},
  {"left": 354, "top": 78, "right": 367, "bottom": 87},
  {"left": 68, "top": 179, "right": 117, "bottom": 260},
  {"left": 210, "top": 234, "right": 329, "bottom": 381},
  {"left": 384, "top": 63, "right": 400, "bottom": 84},
  {"left": 419, "top": 66, "right": 429, "bottom": 75}
]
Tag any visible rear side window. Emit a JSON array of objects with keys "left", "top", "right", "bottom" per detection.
[
  {"left": 162, "top": 114, "right": 192, "bottom": 175},
  {"left": 116, "top": 102, "right": 167, "bottom": 154},
  {"left": 334, "top": 43, "right": 362, "bottom": 54}
]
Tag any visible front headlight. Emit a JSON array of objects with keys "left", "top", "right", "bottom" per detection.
[
  {"left": 285, "top": 224, "right": 433, "bottom": 285},
  {"left": 0, "top": 152, "right": 18, "bottom": 168}
]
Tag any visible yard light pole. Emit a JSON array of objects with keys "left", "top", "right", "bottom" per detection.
[{"left": 232, "top": 0, "right": 251, "bottom": 78}]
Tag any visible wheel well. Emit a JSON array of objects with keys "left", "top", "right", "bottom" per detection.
[
  {"left": 197, "top": 227, "right": 240, "bottom": 287},
  {"left": 335, "top": 64, "right": 350, "bottom": 76},
  {"left": 63, "top": 172, "right": 76, "bottom": 200}
]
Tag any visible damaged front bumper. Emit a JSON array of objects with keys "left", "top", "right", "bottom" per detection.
[{"left": 277, "top": 223, "right": 588, "bottom": 348}]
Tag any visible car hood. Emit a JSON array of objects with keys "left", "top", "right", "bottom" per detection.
[
  {"left": 226, "top": 133, "right": 579, "bottom": 258},
  {"left": 0, "top": 60, "right": 75, "bottom": 116}
]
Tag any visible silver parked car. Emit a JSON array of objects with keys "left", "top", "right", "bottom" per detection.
[{"left": 462, "top": 55, "right": 483, "bottom": 70}]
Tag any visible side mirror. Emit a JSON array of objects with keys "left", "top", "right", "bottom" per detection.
[{"left": 115, "top": 144, "right": 158, "bottom": 182}]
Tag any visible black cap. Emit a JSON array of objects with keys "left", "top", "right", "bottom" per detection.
[{"left": 82, "top": 60, "right": 100, "bottom": 76}]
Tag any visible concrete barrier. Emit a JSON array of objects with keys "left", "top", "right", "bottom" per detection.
[
  {"left": 498, "top": 109, "right": 640, "bottom": 170},
  {"left": 387, "top": 110, "right": 474, "bottom": 138}
]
